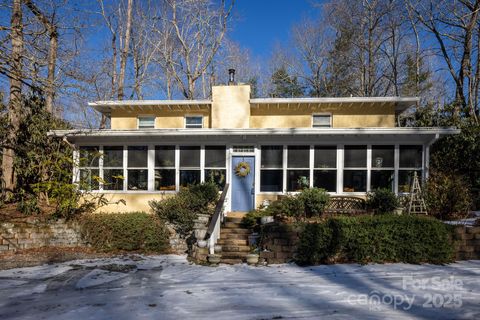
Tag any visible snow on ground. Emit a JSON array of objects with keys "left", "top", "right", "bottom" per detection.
[{"left": 0, "top": 255, "right": 479, "bottom": 320}]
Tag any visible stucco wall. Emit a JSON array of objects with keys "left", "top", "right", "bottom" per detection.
[
  {"left": 250, "top": 103, "right": 395, "bottom": 128},
  {"left": 110, "top": 108, "right": 210, "bottom": 129},
  {"left": 83, "top": 193, "right": 173, "bottom": 213},
  {"left": 211, "top": 85, "right": 251, "bottom": 128}
]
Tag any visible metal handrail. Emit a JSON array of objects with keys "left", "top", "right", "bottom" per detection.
[{"left": 205, "top": 183, "right": 229, "bottom": 254}]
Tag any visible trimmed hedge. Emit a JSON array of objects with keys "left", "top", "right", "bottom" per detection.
[
  {"left": 79, "top": 212, "right": 169, "bottom": 252},
  {"left": 297, "top": 215, "right": 455, "bottom": 265}
]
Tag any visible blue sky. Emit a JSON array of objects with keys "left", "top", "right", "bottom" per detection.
[{"left": 229, "top": 0, "right": 319, "bottom": 58}]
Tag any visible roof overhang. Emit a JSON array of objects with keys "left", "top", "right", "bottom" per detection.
[
  {"left": 250, "top": 97, "right": 419, "bottom": 115},
  {"left": 88, "top": 100, "right": 212, "bottom": 113},
  {"left": 49, "top": 127, "right": 459, "bottom": 145}
]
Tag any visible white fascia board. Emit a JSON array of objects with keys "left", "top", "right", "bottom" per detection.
[
  {"left": 89, "top": 100, "right": 212, "bottom": 113},
  {"left": 48, "top": 127, "right": 460, "bottom": 138}
]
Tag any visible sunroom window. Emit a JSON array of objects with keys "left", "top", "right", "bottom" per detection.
[
  {"left": 185, "top": 116, "right": 203, "bottom": 128},
  {"left": 287, "top": 146, "right": 310, "bottom": 191},
  {"left": 260, "top": 145, "right": 283, "bottom": 192},
  {"left": 343, "top": 145, "right": 367, "bottom": 192},
  {"left": 103, "top": 146, "right": 124, "bottom": 190},
  {"left": 312, "top": 114, "right": 331, "bottom": 128},
  {"left": 398, "top": 145, "right": 423, "bottom": 192},
  {"left": 180, "top": 146, "right": 200, "bottom": 187},
  {"left": 127, "top": 146, "right": 148, "bottom": 190},
  {"left": 313, "top": 146, "right": 336, "bottom": 192},
  {"left": 371, "top": 145, "right": 394, "bottom": 191},
  {"left": 155, "top": 146, "right": 176, "bottom": 191},
  {"left": 78, "top": 146, "right": 100, "bottom": 190},
  {"left": 138, "top": 116, "right": 155, "bottom": 129},
  {"left": 205, "top": 146, "right": 226, "bottom": 188}
]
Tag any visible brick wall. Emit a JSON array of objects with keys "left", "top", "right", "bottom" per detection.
[{"left": 0, "top": 218, "right": 83, "bottom": 253}]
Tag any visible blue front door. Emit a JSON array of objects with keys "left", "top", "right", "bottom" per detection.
[{"left": 231, "top": 156, "right": 255, "bottom": 212}]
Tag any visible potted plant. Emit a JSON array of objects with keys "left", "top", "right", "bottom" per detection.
[
  {"left": 246, "top": 252, "right": 259, "bottom": 265},
  {"left": 208, "top": 254, "right": 221, "bottom": 265}
]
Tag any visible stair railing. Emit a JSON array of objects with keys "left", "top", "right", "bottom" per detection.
[{"left": 205, "top": 183, "right": 230, "bottom": 255}]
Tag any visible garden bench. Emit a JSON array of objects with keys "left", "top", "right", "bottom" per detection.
[{"left": 325, "top": 196, "right": 367, "bottom": 215}]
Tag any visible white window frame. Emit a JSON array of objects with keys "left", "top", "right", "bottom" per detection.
[
  {"left": 77, "top": 146, "right": 101, "bottom": 191},
  {"left": 312, "top": 113, "right": 332, "bottom": 128},
  {"left": 398, "top": 144, "right": 424, "bottom": 194},
  {"left": 184, "top": 115, "right": 204, "bottom": 129},
  {"left": 312, "top": 145, "right": 337, "bottom": 193},
  {"left": 286, "top": 145, "right": 311, "bottom": 192},
  {"left": 342, "top": 145, "right": 368, "bottom": 194},
  {"left": 137, "top": 115, "right": 155, "bottom": 129},
  {"left": 204, "top": 145, "right": 227, "bottom": 188},
  {"left": 126, "top": 145, "right": 149, "bottom": 191},
  {"left": 370, "top": 145, "right": 395, "bottom": 192},
  {"left": 153, "top": 145, "right": 177, "bottom": 192},
  {"left": 258, "top": 145, "right": 284, "bottom": 194}
]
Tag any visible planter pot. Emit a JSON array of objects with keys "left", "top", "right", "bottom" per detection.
[
  {"left": 196, "top": 214, "right": 210, "bottom": 224},
  {"left": 197, "top": 240, "right": 207, "bottom": 248},
  {"left": 248, "top": 233, "right": 260, "bottom": 246},
  {"left": 394, "top": 207, "right": 404, "bottom": 215},
  {"left": 246, "top": 254, "right": 259, "bottom": 265},
  {"left": 194, "top": 228, "right": 207, "bottom": 240},
  {"left": 214, "top": 244, "right": 222, "bottom": 253},
  {"left": 208, "top": 254, "right": 221, "bottom": 265},
  {"left": 260, "top": 216, "right": 274, "bottom": 225}
]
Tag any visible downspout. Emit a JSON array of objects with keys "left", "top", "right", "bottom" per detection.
[{"left": 424, "top": 133, "right": 440, "bottom": 180}]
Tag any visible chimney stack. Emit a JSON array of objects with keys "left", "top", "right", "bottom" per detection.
[{"left": 228, "top": 68, "right": 236, "bottom": 85}]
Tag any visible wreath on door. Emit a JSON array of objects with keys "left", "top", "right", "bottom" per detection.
[{"left": 235, "top": 161, "right": 251, "bottom": 177}]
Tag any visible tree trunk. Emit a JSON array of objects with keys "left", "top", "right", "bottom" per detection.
[
  {"left": 117, "top": 0, "right": 133, "bottom": 100},
  {"left": 2, "top": 0, "right": 23, "bottom": 199}
]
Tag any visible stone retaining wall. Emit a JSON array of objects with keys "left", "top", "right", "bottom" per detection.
[
  {"left": 453, "top": 226, "right": 480, "bottom": 260},
  {"left": 0, "top": 218, "right": 84, "bottom": 252},
  {"left": 260, "top": 223, "right": 480, "bottom": 264}
]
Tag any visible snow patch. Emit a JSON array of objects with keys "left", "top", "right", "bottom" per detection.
[{"left": 75, "top": 269, "right": 130, "bottom": 289}]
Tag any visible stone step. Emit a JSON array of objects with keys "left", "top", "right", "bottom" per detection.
[
  {"left": 221, "top": 228, "right": 250, "bottom": 234},
  {"left": 217, "top": 239, "right": 248, "bottom": 246},
  {"left": 224, "top": 222, "right": 244, "bottom": 228},
  {"left": 221, "top": 252, "right": 250, "bottom": 259},
  {"left": 221, "top": 245, "right": 250, "bottom": 252},
  {"left": 219, "top": 233, "right": 249, "bottom": 240},
  {"left": 221, "top": 258, "right": 244, "bottom": 265},
  {"left": 225, "top": 217, "right": 243, "bottom": 224}
]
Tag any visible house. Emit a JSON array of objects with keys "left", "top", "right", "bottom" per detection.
[{"left": 50, "top": 80, "right": 459, "bottom": 213}]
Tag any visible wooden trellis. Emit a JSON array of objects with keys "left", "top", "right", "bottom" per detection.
[{"left": 407, "top": 172, "right": 428, "bottom": 215}]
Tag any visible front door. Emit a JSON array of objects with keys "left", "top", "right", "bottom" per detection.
[{"left": 231, "top": 156, "right": 255, "bottom": 212}]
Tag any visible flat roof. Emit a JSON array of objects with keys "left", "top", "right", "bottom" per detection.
[{"left": 89, "top": 96, "right": 418, "bottom": 114}]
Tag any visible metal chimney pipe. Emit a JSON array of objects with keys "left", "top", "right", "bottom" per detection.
[{"left": 228, "top": 68, "right": 235, "bottom": 85}]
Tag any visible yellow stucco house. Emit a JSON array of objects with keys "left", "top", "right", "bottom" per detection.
[{"left": 51, "top": 83, "right": 458, "bottom": 213}]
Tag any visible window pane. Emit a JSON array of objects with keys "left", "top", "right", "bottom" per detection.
[
  {"left": 371, "top": 170, "right": 394, "bottom": 191},
  {"left": 103, "top": 169, "right": 124, "bottom": 190},
  {"left": 343, "top": 170, "right": 367, "bottom": 192},
  {"left": 287, "top": 169, "right": 309, "bottom": 191},
  {"left": 79, "top": 146, "right": 99, "bottom": 167},
  {"left": 155, "top": 146, "right": 175, "bottom": 167},
  {"left": 371, "top": 146, "right": 394, "bottom": 168},
  {"left": 180, "top": 146, "right": 200, "bottom": 168},
  {"left": 180, "top": 170, "right": 200, "bottom": 187},
  {"left": 205, "top": 169, "right": 226, "bottom": 189},
  {"left": 344, "top": 145, "right": 366, "bottom": 168},
  {"left": 260, "top": 170, "right": 283, "bottom": 192},
  {"left": 185, "top": 116, "right": 203, "bottom": 128},
  {"left": 287, "top": 146, "right": 309, "bottom": 168},
  {"left": 313, "top": 170, "right": 336, "bottom": 192},
  {"left": 128, "top": 146, "right": 148, "bottom": 167},
  {"left": 314, "top": 146, "right": 336, "bottom": 168},
  {"left": 261, "top": 146, "right": 282, "bottom": 168},
  {"left": 79, "top": 169, "right": 99, "bottom": 190},
  {"left": 312, "top": 115, "right": 331, "bottom": 127},
  {"left": 400, "top": 145, "right": 422, "bottom": 168},
  {"left": 205, "top": 146, "right": 226, "bottom": 168},
  {"left": 398, "top": 170, "right": 422, "bottom": 192},
  {"left": 155, "top": 169, "right": 176, "bottom": 191},
  {"left": 127, "top": 169, "right": 148, "bottom": 190},
  {"left": 138, "top": 116, "right": 155, "bottom": 129},
  {"left": 103, "top": 146, "right": 123, "bottom": 167}
]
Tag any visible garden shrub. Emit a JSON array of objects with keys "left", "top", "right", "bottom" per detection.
[
  {"left": 366, "top": 188, "right": 399, "bottom": 214},
  {"left": 79, "top": 212, "right": 169, "bottom": 252},
  {"left": 424, "top": 172, "right": 472, "bottom": 220},
  {"left": 297, "top": 188, "right": 330, "bottom": 217},
  {"left": 242, "top": 209, "right": 272, "bottom": 228},
  {"left": 266, "top": 194, "right": 305, "bottom": 218},
  {"left": 297, "top": 215, "right": 455, "bottom": 265},
  {"left": 149, "top": 182, "right": 219, "bottom": 237}
]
